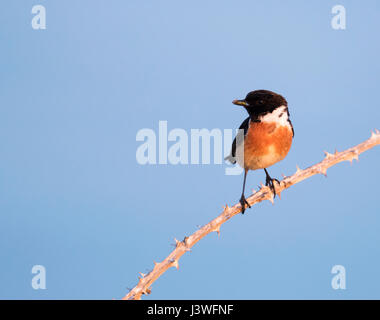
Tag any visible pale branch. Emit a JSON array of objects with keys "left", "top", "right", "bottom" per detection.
[{"left": 122, "top": 130, "right": 380, "bottom": 300}]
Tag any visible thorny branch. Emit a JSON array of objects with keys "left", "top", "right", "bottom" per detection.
[{"left": 122, "top": 130, "right": 380, "bottom": 300}]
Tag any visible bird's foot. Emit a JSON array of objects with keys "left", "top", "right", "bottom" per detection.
[
  {"left": 239, "top": 195, "right": 251, "bottom": 214},
  {"left": 265, "top": 176, "right": 280, "bottom": 198}
]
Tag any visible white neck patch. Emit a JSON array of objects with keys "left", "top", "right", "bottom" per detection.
[{"left": 259, "top": 105, "right": 290, "bottom": 127}]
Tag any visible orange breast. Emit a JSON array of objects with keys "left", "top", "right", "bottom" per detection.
[{"left": 242, "top": 121, "right": 293, "bottom": 170}]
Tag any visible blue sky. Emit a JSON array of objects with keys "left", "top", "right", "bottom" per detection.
[{"left": 1, "top": 0, "right": 379, "bottom": 299}]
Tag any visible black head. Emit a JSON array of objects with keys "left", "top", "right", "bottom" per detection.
[{"left": 232, "top": 90, "right": 287, "bottom": 118}]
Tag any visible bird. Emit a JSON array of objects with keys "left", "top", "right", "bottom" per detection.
[{"left": 225, "top": 90, "right": 294, "bottom": 213}]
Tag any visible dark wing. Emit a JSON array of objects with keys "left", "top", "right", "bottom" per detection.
[
  {"left": 288, "top": 118, "right": 294, "bottom": 137},
  {"left": 225, "top": 117, "right": 250, "bottom": 164}
]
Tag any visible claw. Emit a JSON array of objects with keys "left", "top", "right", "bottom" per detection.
[
  {"left": 266, "top": 179, "right": 278, "bottom": 198},
  {"left": 239, "top": 195, "right": 251, "bottom": 214},
  {"left": 264, "top": 169, "right": 279, "bottom": 199}
]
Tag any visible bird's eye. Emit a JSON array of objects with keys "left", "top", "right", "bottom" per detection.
[{"left": 258, "top": 100, "right": 264, "bottom": 105}]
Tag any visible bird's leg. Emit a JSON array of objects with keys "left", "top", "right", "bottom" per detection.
[
  {"left": 264, "top": 168, "right": 280, "bottom": 198},
  {"left": 240, "top": 169, "right": 251, "bottom": 214}
]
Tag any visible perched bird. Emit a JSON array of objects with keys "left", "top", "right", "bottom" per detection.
[{"left": 225, "top": 90, "right": 294, "bottom": 213}]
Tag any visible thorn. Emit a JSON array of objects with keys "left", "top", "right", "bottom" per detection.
[
  {"left": 334, "top": 149, "right": 339, "bottom": 155},
  {"left": 371, "top": 130, "right": 380, "bottom": 139},
  {"left": 174, "top": 238, "right": 181, "bottom": 247},
  {"left": 139, "top": 272, "right": 146, "bottom": 278},
  {"left": 171, "top": 259, "right": 179, "bottom": 270},
  {"left": 323, "top": 151, "right": 333, "bottom": 159},
  {"left": 318, "top": 166, "right": 327, "bottom": 177},
  {"left": 281, "top": 173, "right": 286, "bottom": 178},
  {"left": 214, "top": 225, "right": 221, "bottom": 236},
  {"left": 295, "top": 165, "right": 302, "bottom": 174},
  {"left": 251, "top": 188, "right": 256, "bottom": 194},
  {"left": 267, "top": 194, "right": 274, "bottom": 204},
  {"left": 143, "top": 288, "right": 152, "bottom": 295},
  {"left": 223, "top": 204, "right": 229, "bottom": 211},
  {"left": 141, "top": 288, "right": 149, "bottom": 295},
  {"left": 275, "top": 181, "right": 282, "bottom": 199},
  {"left": 349, "top": 150, "right": 359, "bottom": 164}
]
